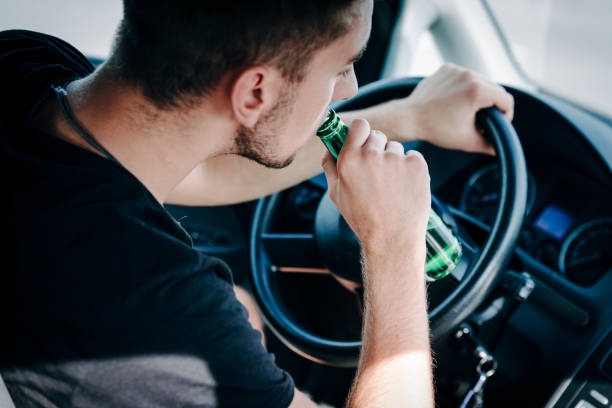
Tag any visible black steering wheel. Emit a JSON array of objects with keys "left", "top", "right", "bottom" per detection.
[{"left": 249, "top": 77, "right": 527, "bottom": 367}]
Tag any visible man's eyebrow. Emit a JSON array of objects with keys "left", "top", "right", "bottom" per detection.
[{"left": 347, "top": 44, "right": 368, "bottom": 65}]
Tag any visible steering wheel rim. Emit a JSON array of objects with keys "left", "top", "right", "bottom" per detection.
[{"left": 249, "top": 77, "right": 528, "bottom": 367}]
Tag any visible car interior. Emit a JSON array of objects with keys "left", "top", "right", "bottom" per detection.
[{"left": 1, "top": 0, "right": 611, "bottom": 407}]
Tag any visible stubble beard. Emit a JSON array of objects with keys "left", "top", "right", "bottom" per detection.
[{"left": 233, "top": 86, "right": 298, "bottom": 169}]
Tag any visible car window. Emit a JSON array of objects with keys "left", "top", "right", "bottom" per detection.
[
  {"left": 485, "top": 0, "right": 612, "bottom": 120},
  {"left": 1, "top": 0, "right": 122, "bottom": 59}
]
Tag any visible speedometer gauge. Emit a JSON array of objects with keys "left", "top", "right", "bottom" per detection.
[
  {"left": 460, "top": 164, "right": 536, "bottom": 225},
  {"left": 558, "top": 218, "right": 612, "bottom": 286}
]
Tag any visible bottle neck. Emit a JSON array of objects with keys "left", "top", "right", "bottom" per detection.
[{"left": 317, "top": 109, "right": 344, "bottom": 139}]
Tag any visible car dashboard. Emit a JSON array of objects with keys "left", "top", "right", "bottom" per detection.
[
  {"left": 422, "top": 86, "right": 612, "bottom": 407},
  {"left": 446, "top": 137, "right": 611, "bottom": 289}
]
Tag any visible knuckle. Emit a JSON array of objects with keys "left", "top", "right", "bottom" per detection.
[
  {"left": 386, "top": 140, "right": 404, "bottom": 153},
  {"left": 405, "top": 149, "right": 424, "bottom": 161},
  {"left": 338, "top": 169, "right": 351, "bottom": 185},
  {"left": 459, "top": 69, "right": 475, "bottom": 81},
  {"left": 386, "top": 151, "right": 403, "bottom": 163},
  {"left": 442, "top": 62, "right": 457, "bottom": 72},
  {"left": 465, "top": 81, "right": 481, "bottom": 100},
  {"left": 350, "top": 118, "right": 370, "bottom": 135},
  {"left": 337, "top": 155, "right": 354, "bottom": 174},
  {"left": 363, "top": 147, "right": 381, "bottom": 160},
  {"left": 405, "top": 150, "right": 429, "bottom": 170},
  {"left": 387, "top": 140, "right": 403, "bottom": 150},
  {"left": 370, "top": 130, "right": 388, "bottom": 143}
]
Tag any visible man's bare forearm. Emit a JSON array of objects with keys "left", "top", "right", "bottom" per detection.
[
  {"left": 347, "top": 246, "right": 433, "bottom": 408},
  {"left": 165, "top": 107, "right": 408, "bottom": 206},
  {"left": 166, "top": 64, "right": 512, "bottom": 207},
  {"left": 165, "top": 133, "right": 325, "bottom": 206}
]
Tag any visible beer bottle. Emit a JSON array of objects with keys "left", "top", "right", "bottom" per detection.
[{"left": 317, "top": 108, "right": 462, "bottom": 280}]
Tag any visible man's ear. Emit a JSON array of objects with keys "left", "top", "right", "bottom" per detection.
[{"left": 230, "top": 66, "right": 277, "bottom": 128}]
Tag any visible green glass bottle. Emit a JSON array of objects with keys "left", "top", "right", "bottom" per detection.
[{"left": 317, "top": 108, "right": 462, "bottom": 281}]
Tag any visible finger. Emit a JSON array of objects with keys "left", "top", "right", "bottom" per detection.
[
  {"left": 343, "top": 118, "right": 371, "bottom": 151},
  {"left": 405, "top": 149, "right": 426, "bottom": 162},
  {"left": 385, "top": 140, "right": 405, "bottom": 155},
  {"left": 321, "top": 150, "right": 338, "bottom": 180},
  {"left": 363, "top": 130, "right": 387, "bottom": 152},
  {"left": 477, "top": 82, "right": 515, "bottom": 123},
  {"left": 321, "top": 151, "right": 338, "bottom": 196},
  {"left": 501, "top": 90, "right": 514, "bottom": 122},
  {"left": 493, "top": 87, "right": 514, "bottom": 122}
]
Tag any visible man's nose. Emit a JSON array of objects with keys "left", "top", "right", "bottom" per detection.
[{"left": 332, "top": 69, "right": 358, "bottom": 101}]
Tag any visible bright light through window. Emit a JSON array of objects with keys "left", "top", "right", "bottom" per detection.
[
  {"left": 486, "top": 0, "right": 612, "bottom": 120},
  {"left": 1, "top": 0, "right": 122, "bottom": 59}
]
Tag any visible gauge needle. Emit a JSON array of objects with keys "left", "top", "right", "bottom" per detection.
[
  {"left": 479, "top": 193, "right": 499, "bottom": 203},
  {"left": 568, "top": 253, "right": 601, "bottom": 268}
]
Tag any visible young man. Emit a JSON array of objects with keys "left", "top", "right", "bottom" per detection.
[{"left": 0, "top": 0, "right": 513, "bottom": 406}]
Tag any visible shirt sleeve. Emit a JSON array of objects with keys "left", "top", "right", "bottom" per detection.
[
  {"left": 88, "top": 235, "right": 296, "bottom": 408},
  {"left": 142, "top": 255, "right": 296, "bottom": 408}
]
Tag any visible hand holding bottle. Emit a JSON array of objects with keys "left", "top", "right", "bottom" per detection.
[
  {"left": 321, "top": 118, "right": 431, "bottom": 264},
  {"left": 319, "top": 109, "right": 462, "bottom": 280}
]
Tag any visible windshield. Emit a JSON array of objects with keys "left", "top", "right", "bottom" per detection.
[{"left": 485, "top": 0, "right": 612, "bottom": 120}]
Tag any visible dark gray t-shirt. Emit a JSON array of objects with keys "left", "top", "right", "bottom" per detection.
[{"left": 0, "top": 30, "right": 294, "bottom": 407}]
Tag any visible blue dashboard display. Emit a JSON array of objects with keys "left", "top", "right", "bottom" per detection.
[{"left": 534, "top": 205, "right": 573, "bottom": 239}]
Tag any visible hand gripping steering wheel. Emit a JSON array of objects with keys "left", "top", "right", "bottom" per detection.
[{"left": 249, "top": 77, "right": 527, "bottom": 367}]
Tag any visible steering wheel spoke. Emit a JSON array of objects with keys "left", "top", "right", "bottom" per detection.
[
  {"left": 261, "top": 232, "right": 323, "bottom": 269},
  {"left": 447, "top": 236, "right": 478, "bottom": 282},
  {"left": 272, "top": 266, "right": 330, "bottom": 275}
]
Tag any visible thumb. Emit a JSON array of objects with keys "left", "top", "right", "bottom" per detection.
[{"left": 321, "top": 151, "right": 338, "bottom": 196}]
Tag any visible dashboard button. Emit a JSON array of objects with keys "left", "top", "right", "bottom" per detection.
[{"left": 590, "top": 389, "right": 609, "bottom": 406}]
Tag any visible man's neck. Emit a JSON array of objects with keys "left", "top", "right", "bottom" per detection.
[{"left": 46, "top": 66, "right": 234, "bottom": 203}]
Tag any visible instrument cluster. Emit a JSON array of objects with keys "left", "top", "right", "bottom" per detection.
[{"left": 460, "top": 164, "right": 611, "bottom": 286}]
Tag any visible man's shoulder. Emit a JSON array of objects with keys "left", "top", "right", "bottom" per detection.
[
  {"left": 0, "top": 29, "right": 93, "bottom": 78},
  {"left": 0, "top": 30, "right": 93, "bottom": 124},
  {"left": 12, "top": 192, "right": 218, "bottom": 283}
]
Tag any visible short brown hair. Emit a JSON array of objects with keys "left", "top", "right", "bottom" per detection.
[{"left": 107, "top": 1, "right": 358, "bottom": 109}]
